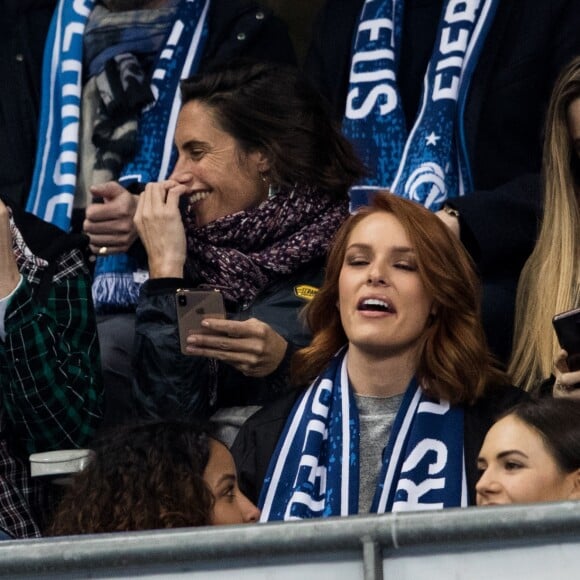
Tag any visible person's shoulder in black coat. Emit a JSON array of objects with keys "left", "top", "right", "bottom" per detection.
[{"left": 231, "top": 389, "right": 300, "bottom": 504}]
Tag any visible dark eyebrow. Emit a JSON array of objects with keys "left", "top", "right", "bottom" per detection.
[
  {"left": 477, "top": 449, "right": 529, "bottom": 464},
  {"left": 497, "top": 450, "right": 528, "bottom": 460},
  {"left": 215, "top": 473, "right": 236, "bottom": 487},
  {"left": 181, "top": 139, "right": 207, "bottom": 151}
]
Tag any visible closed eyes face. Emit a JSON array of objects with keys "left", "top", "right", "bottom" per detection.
[
  {"left": 476, "top": 415, "right": 578, "bottom": 506},
  {"left": 203, "top": 440, "right": 260, "bottom": 525},
  {"left": 338, "top": 212, "right": 433, "bottom": 361}
]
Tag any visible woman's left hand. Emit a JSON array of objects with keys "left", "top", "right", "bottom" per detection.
[
  {"left": 185, "top": 318, "right": 288, "bottom": 378},
  {"left": 553, "top": 348, "right": 580, "bottom": 398}
]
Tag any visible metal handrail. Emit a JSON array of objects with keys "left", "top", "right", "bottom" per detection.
[{"left": 1, "top": 501, "right": 579, "bottom": 578}]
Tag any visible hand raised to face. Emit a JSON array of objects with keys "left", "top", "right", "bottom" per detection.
[{"left": 134, "top": 179, "right": 191, "bottom": 279}]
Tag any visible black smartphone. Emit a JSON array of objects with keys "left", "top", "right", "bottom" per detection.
[
  {"left": 176, "top": 289, "right": 226, "bottom": 355},
  {"left": 552, "top": 307, "right": 580, "bottom": 371}
]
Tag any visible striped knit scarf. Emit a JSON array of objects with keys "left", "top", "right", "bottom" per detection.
[{"left": 183, "top": 188, "right": 350, "bottom": 308}]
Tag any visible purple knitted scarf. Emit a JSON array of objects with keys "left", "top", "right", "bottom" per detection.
[{"left": 183, "top": 187, "right": 349, "bottom": 307}]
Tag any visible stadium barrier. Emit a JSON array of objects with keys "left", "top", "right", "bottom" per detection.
[{"left": 1, "top": 501, "right": 580, "bottom": 578}]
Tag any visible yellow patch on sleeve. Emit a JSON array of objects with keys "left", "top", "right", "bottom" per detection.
[{"left": 294, "top": 284, "right": 319, "bottom": 301}]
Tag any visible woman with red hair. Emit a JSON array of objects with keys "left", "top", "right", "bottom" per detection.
[{"left": 233, "top": 192, "right": 525, "bottom": 520}]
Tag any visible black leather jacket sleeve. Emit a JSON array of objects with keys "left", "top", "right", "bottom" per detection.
[{"left": 132, "top": 261, "right": 324, "bottom": 420}]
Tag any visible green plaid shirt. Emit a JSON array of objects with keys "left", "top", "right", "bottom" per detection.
[
  {"left": 0, "top": 212, "right": 103, "bottom": 538},
  {"left": 2, "top": 267, "right": 102, "bottom": 453}
]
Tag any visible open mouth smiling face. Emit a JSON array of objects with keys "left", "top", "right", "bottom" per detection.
[
  {"left": 171, "top": 99, "right": 270, "bottom": 227},
  {"left": 338, "top": 212, "right": 434, "bottom": 357},
  {"left": 188, "top": 191, "right": 212, "bottom": 205},
  {"left": 357, "top": 297, "right": 396, "bottom": 314}
]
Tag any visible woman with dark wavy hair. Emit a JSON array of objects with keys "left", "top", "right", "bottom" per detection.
[
  {"left": 47, "top": 421, "right": 259, "bottom": 535},
  {"left": 233, "top": 192, "right": 525, "bottom": 520},
  {"left": 133, "top": 60, "right": 365, "bottom": 426}
]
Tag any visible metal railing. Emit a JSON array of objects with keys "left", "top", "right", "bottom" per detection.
[{"left": 1, "top": 501, "right": 580, "bottom": 579}]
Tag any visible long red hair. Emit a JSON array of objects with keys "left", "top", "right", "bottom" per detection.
[{"left": 292, "top": 192, "right": 507, "bottom": 404}]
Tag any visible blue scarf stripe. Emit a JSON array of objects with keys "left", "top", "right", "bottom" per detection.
[
  {"left": 158, "top": 1, "right": 209, "bottom": 181},
  {"left": 259, "top": 378, "right": 330, "bottom": 519},
  {"left": 344, "top": 0, "right": 499, "bottom": 211},
  {"left": 374, "top": 385, "right": 421, "bottom": 512},
  {"left": 389, "top": 67, "right": 432, "bottom": 195},
  {"left": 118, "top": 0, "right": 209, "bottom": 186},
  {"left": 462, "top": 450, "right": 468, "bottom": 502},
  {"left": 28, "top": 0, "right": 96, "bottom": 228},
  {"left": 391, "top": 397, "right": 466, "bottom": 511},
  {"left": 456, "top": 0, "right": 501, "bottom": 194},
  {"left": 27, "top": 0, "right": 209, "bottom": 239},
  {"left": 259, "top": 350, "right": 466, "bottom": 521},
  {"left": 92, "top": 0, "right": 209, "bottom": 312},
  {"left": 391, "top": 1, "right": 488, "bottom": 206},
  {"left": 340, "top": 358, "right": 352, "bottom": 515}
]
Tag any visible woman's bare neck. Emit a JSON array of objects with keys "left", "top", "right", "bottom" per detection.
[{"left": 346, "top": 346, "right": 419, "bottom": 398}]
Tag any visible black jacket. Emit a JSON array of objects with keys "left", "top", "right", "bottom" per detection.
[
  {"left": 0, "top": 0, "right": 296, "bottom": 208},
  {"left": 0, "top": 0, "right": 56, "bottom": 206},
  {"left": 133, "top": 259, "right": 325, "bottom": 420},
  {"left": 232, "top": 382, "right": 528, "bottom": 507}
]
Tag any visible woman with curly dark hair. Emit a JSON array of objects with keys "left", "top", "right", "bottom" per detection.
[{"left": 46, "top": 421, "right": 259, "bottom": 535}]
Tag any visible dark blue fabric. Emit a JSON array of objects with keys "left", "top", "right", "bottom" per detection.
[
  {"left": 342, "top": 0, "right": 499, "bottom": 210},
  {"left": 259, "top": 349, "right": 466, "bottom": 521}
]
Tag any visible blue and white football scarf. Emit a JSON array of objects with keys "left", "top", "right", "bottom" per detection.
[
  {"left": 26, "top": 0, "right": 209, "bottom": 312},
  {"left": 27, "top": 0, "right": 209, "bottom": 229},
  {"left": 259, "top": 349, "right": 467, "bottom": 521},
  {"left": 343, "top": 0, "right": 499, "bottom": 211}
]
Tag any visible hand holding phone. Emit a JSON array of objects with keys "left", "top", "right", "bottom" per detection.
[
  {"left": 176, "top": 289, "right": 226, "bottom": 355},
  {"left": 552, "top": 307, "right": 580, "bottom": 372}
]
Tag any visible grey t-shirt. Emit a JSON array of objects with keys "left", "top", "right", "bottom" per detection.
[{"left": 354, "top": 392, "right": 404, "bottom": 513}]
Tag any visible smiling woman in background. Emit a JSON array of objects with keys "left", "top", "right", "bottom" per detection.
[
  {"left": 132, "top": 61, "right": 364, "bottom": 425},
  {"left": 232, "top": 193, "right": 525, "bottom": 519},
  {"left": 476, "top": 399, "right": 580, "bottom": 506}
]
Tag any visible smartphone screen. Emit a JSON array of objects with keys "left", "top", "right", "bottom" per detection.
[
  {"left": 552, "top": 307, "right": 580, "bottom": 372},
  {"left": 176, "top": 289, "right": 226, "bottom": 355}
]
